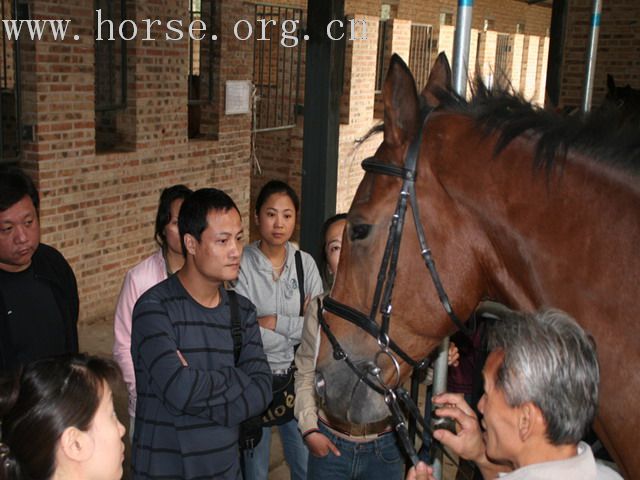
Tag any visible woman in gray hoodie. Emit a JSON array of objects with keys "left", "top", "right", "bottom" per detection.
[{"left": 235, "top": 180, "right": 323, "bottom": 480}]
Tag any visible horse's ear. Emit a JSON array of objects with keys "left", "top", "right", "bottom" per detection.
[
  {"left": 383, "top": 54, "right": 420, "bottom": 148},
  {"left": 607, "top": 74, "right": 616, "bottom": 94},
  {"left": 420, "top": 52, "right": 453, "bottom": 108}
]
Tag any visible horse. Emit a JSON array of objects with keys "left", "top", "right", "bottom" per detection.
[
  {"left": 315, "top": 53, "right": 640, "bottom": 479},
  {"left": 604, "top": 74, "right": 640, "bottom": 123}
]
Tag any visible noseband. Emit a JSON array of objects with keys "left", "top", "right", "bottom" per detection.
[{"left": 318, "top": 111, "right": 475, "bottom": 467}]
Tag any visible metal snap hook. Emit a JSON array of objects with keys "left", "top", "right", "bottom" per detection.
[
  {"left": 384, "top": 389, "right": 397, "bottom": 405},
  {"left": 377, "top": 332, "right": 390, "bottom": 350}
]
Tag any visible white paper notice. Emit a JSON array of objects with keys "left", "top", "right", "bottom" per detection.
[{"left": 225, "top": 80, "right": 251, "bottom": 115}]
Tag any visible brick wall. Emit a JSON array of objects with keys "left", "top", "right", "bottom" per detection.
[
  {"left": 336, "top": 12, "right": 380, "bottom": 215},
  {"left": 520, "top": 35, "right": 540, "bottom": 99},
  {"left": 19, "top": 0, "right": 254, "bottom": 324},
  {"left": 559, "top": 0, "right": 640, "bottom": 109}
]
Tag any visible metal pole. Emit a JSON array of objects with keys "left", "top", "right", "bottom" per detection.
[
  {"left": 452, "top": 0, "right": 474, "bottom": 97},
  {"left": 431, "top": 4, "right": 474, "bottom": 479},
  {"left": 430, "top": 337, "right": 450, "bottom": 480},
  {"left": 581, "top": 0, "right": 602, "bottom": 113}
]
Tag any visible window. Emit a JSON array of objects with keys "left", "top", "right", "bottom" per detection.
[
  {"left": 516, "top": 22, "right": 526, "bottom": 34},
  {"left": 409, "top": 24, "right": 433, "bottom": 92},
  {"left": 483, "top": 18, "right": 495, "bottom": 31},
  {"left": 95, "top": 0, "right": 131, "bottom": 152},
  {"left": 439, "top": 12, "right": 453, "bottom": 26},
  {"left": 1, "top": 0, "right": 23, "bottom": 164},
  {"left": 188, "top": 0, "right": 218, "bottom": 139},
  {"left": 252, "top": 3, "right": 303, "bottom": 132},
  {"left": 495, "top": 34, "right": 512, "bottom": 86}
]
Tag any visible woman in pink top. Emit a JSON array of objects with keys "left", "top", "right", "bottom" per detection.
[{"left": 112, "top": 184, "right": 192, "bottom": 426}]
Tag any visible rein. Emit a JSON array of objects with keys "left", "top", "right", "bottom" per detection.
[{"left": 319, "top": 111, "right": 475, "bottom": 470}]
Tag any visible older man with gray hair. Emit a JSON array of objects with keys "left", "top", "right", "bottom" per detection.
[{"left": 408, "top": 307, "right": 621, "bottom": 480}]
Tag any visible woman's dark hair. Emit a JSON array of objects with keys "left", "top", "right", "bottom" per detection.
[
  {"left": 255, "top": 180, "right": 300, "bottom": 215},
  {"left": 0, "top": 167, "right": 39, "bottom": 213},
  {"left": 154, "top": 184, "right": 193, "bottom": 250},
  {"left": 318, "top": 213, "right": 347, "bottom": 288},
  {"left": 0, "top": 354, "right": 122, "bottom": 480}
]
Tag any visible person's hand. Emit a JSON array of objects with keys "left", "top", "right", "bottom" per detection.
[
  {"left": 431, "top": 393, "right": 486, "bottom": 464},
  {"left": 448, "top": 342, "right": 460, "bottom": 367},
  {"left": 406, "top": 461, "right": 436, "bottom": 480},
  {"left": 304, "top": 431, "right": 341, "bottom": 458},
  {"left": 258, "top": 315, "right": 277, "bottom": 330}
]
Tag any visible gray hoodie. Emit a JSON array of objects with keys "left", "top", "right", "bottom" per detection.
[{"left": 235, "top": 241, "right": 323, "bottom": 371}]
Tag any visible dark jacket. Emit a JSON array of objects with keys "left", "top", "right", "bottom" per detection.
[
  {"left": 131, "top": 277, "right": 272, "bottom": 480},
  {"left": 0, "top": 243, "right": 79, "bottom": 370}
]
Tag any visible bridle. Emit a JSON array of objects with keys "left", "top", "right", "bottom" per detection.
[{"left": 318, "top": 110, "right": 475, "bottom": 468}]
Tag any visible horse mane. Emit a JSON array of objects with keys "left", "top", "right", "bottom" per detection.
[
  {"left": 435, "top": 81, "right": 640, "bottom": 175},
  {"left": 359, "top": 78, "right": 640, "bottom": 176}
]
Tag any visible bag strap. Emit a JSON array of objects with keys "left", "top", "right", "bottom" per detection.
[
  {"left": 228, "top": 290, "right": 242, "bottom": 365},
  {"left": 294, "top": 250, "right": 305, "bottom": 316}
]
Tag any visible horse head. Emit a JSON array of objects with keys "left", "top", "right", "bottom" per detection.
[
  {"left": 315, "top": 52, "right": 640, "bottom": 479},
  {"left": 315, "top": 54, "right": 488, "bottom": 425}
]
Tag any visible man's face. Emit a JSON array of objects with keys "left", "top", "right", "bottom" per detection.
[
  {"left": 186, "top": 208, "right": 243, "bottom": 284},
  {"left": 0, "top": 195, "right": 40, "bottom": 272},
  {"left": 477, "top": 350, "right": 522, "bottom": 465}
]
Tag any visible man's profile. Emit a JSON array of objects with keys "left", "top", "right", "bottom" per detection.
[{"left": 408, "top": 307, "right": 621, "bottom": 480}]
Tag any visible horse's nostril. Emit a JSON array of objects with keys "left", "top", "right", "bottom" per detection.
[{"left": 315, "top": 372, "right": 326, "bottom": 400}]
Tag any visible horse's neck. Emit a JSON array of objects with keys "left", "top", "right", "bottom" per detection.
[{"left": 436, "top": 136, "right": 639, "bottom": 323}]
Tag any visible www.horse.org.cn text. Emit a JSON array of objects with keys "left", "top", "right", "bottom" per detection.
[{"left": 2, "top": 10, "right": 369, "bottom": 47}]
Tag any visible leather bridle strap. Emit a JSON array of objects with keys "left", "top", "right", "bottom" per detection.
[
  {"left": 322, "top": 296, "right": 421, "bottom": 368},
  {"left": 316, "top": 299, "right": 387, "bottom": 395}
]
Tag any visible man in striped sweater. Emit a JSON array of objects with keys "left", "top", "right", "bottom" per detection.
[{"left": 131, "top": 188, "right": 272, "bottom": 479}]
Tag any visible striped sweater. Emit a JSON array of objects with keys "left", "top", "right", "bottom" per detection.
[{"left": 131, "top": 276, "right": 272, "bottom": 479}]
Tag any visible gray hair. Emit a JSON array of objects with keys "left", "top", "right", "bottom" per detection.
[{"left": 487, "top": 308, "right": 599, "bottom": 445}]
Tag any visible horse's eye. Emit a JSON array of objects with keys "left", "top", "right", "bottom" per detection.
[{"left": 350, "top": 224, "right": 371, "bottom": 241}]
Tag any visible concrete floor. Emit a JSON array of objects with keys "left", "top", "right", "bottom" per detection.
[{"left": 78, "top": 321, "right": 458, "bottom": 480}]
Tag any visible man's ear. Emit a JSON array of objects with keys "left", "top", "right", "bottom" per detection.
[
  {"left": 518, "top": 402, "right": 543, "bottom": 442},
  {"left": 59, "top": 427, "right": 94, "bottom": 462},
  {"left": 183, "top": 233, "right": 198, "bottom": 256}
]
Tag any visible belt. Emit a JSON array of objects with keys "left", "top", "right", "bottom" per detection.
[{"left": 319, "top": 415, "right": 392, "bottom": 438}]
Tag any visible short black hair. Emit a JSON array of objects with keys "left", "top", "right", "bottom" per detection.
[
  {"left": 0, "top": 167, "right": 40, "bottom": 212},
  {"left": 154, "top": 185, "right": 193, "bottom": 250},
  {"left": 255, "top": 180, "right": 299, "bottom": 215},
  {"left": 178, "top": 188, "right": 240, "bottom": 255}
]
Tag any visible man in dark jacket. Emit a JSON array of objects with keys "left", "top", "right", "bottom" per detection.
[
  {"left": 0, "top": 167, "right": 79, "bottom": 372},
  {"left": 131, "top": 188, "right": 272, "bottom": 480}
]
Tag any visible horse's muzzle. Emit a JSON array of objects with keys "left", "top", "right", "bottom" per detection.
[{"left": 316, "top": 358, "right": 390, "bottom": 424}]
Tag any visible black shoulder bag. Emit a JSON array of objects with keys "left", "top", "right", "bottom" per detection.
[
  {"left": 229, "top": 290, "right": 264, "bottom": 451},
  {"left": 261, "top": 250, "right": 305, "bottom": 427}
]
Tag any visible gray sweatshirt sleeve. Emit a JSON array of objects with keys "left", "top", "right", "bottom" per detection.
[{"left": 274, "top": 252, "right": 324, "bottom": 342}]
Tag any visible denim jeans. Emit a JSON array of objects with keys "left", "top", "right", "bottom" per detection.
[
  {"left": 307, "top": 422, "right": 405, "bottom": 480},
  {"left": 242, "top": 419, "right": 308, "bottom": 480}
]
